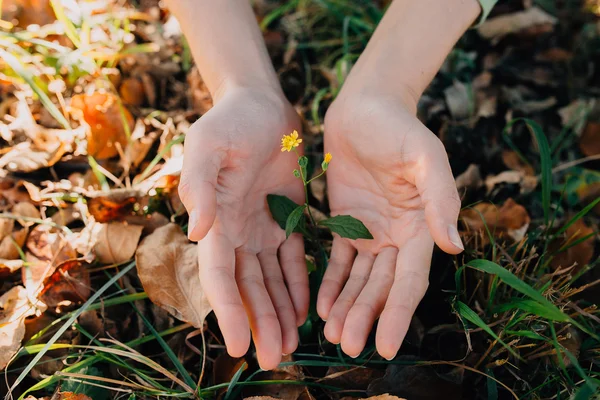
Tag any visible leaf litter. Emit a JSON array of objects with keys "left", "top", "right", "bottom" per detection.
[{"left": 0, "top": 1, "right": 599, "bottom": 399}]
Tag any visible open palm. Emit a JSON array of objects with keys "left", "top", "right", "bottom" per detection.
[
  {"left": 178, "top": 88, "right": 307, "bottom": 369},
  {"left": 317, "top": 97, "right": 464, "bottom": 359}
]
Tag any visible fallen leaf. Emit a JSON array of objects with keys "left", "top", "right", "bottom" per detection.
[
  {"left": 119, "top": 77, "right": 146, "bottom": 106},
  {"left": 579, "top": 122, "right": 600, "bottom": 157},
  {"left": 0, "top": 140, "right": 67, "bottom": 173},
  {"left": 0, "top": 226, "right": 28, "bottom": 260},
  {"left": 1, "top": 0, "right": 56, "bottom": 28},
  {"left": 135, "top": 223, "right": 211, "bottom": 328},
  {"left": 87, "top": 189, "right": 142, "bottom": 223},
  {"left": 444, "top": 80, "right": 472, "bottom": 120},
  {"left": 244, "top": 355, "right": 305, "bottom": 400},
  {"left": 549, "top": 219, "right": 595, "bottom": 273},
  {"left": 0, "top": 178, "right": 40, "bottom": 208},
  {"left": 323, "top": 366, "right": 385, "bottom": 392},
  {"left": 40, "top": 259, "right": 91, "bottom": 308},
  {"left": 0, "top": 286, "right": 47, "bottom": 370},
  {"left": 94, "top": 222, "right": 143, "bottom": 264},
  {"left": 460, "top": 198, "right": 530, "bottom": 242},
  {"left": 213, "top": 353, "right": 247, "bottom": 395},
  {"left": 70, "top": 92, "right": 134, "bottom": 160},
  {"left": 455, "top": 164, "right": 482, "bottom": 192},
  {"left": 502, "top": 150, "right": 535, "bottom": 176},
  {"left": 477, "top": 7, "right": 557, "bottom": 40},
  {"left": 0, "top": 218, "right": 14, "bottom": 240},
  {"left": 0, "top": 259, "right": 24, "bottom": 276},
  {"left": 12, "top": 202, "right": 41, "bottom": 227},
  {"left": 484, "top": 170, "right": 538, "bottom": 194},
  {"left": 57, "top": 394, "right": 93, "bottom": 400}
]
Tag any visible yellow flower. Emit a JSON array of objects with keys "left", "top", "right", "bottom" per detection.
[
  {"left": 324, "top": 152, "right": 332, "bottom": 163},
  {"left": 281, "top": 130, "right": 302, "bottom": 152}
]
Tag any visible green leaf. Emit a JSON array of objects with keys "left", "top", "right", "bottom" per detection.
[
  {"left": 503, "top": 118, "right": 552, "bottom": 225},
  {"left": 454, "top": 301, "right": 520, "bottom": 359},
  {"left": 466, "top": 259, "right": 569, "bottom": 322},
  {"left": 60, "top": 366, "right": 109, "bottom": 400},
  {"left": 318, "top": 215, "right": 373, "bottom": 240},
  {"left": 267, "top": 194, "right": 307, "bottom": 236},
  {"left": 286, "top": 205, "right": 306, "bottom": 239},
  {"left": 495, "top": 298, "right": 567, "bottom": 321}
]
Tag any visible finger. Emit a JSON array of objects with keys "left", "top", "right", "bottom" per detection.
[
  {"left": 376, "top": 234, "right": 433, "bottom": 360},
  {"left": 324, "top": 252, "right": 375, "bottom": 345},
  {"left": 341, "top": 247, "right": 397, "bottom": 358},
  {"left": 414, "top": 136, "right": 463, "bottom": 254},
  {"left": 178, "top": 126, "right": 226, "bottom": 241},
  {"left": 258, "top": 250, "right": 299, "bottom": 355},
  {"left": 317, "top": 237, "right": 356, "bottom": 321},
  {"left": 198, "top": 230, "right": 250, "bottom": 358},
  {"left": 279, "top": 234, "right": 309, "bottom": 326},
  {"left": 236, "top": 249, "right": 282, "bottom": 370}
]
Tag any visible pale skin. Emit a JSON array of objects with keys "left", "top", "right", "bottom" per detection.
[{"left": 167, "top": 0, "right": 481, "bottom": 369}]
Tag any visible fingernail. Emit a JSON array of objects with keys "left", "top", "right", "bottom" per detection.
[
  {"left": 385, "top": 354, "right": 396, "bottom": 361},
  {"left": 447, "top": 225, "right": 464, "bottom": 250},
  {"left": 188, "top": 209, "right": 199, "bottom": 239},
  {"left": 349, "top": 353, "right": 359, "bottom": 359}
]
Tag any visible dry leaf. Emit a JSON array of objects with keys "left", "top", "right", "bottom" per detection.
[
  {"left": 0, "top": 259, "right": 24, "bottom": 276},
  {"left": 0, "top": 218, "right": 14, "bottom": 240},
  {"left": 1, "top": 0, "right": 56, "bottom": 28},
  {"left": 94, "top": 222, "right": 143, "bottom": 264},
  {"left": 0, "top": 140, "right": 67, "bottom": 173},
  {"left": 549, "top": 219, "right": 595, "bottom": 273},
  {"left": 0, "top": 286, "right": 47, "bottom": 370},
  {"left": 502, "top": 150, "right": 535, "bottom": 176},
  {"left": 12, "top": 202, "right": 41, "bottom": 227},
  {"left": 0, "top": 226, "right": 28, "bottom": 260},
  {"left": 187, "top": 66, "right": 213, "bottom": 114},
  {"left": 40, "top": 259, "right": 91, "bottom": 308},
  {"left": 70, "top": 92, "right": 134, "bottom": 160},
  {"left": 579, "top": 122, "right": 600, "bottom": 157},
  {"left": 135, "top": 223, "right": 211, "bottom": 328},
  {"left": 87, "top": 189, "right": 142, "bottom": 223},
  {"left": 460, "top": 198, "right": 530, "bottom": 242},
  {"left": 119, "top": 77, "right": 146, "bottom": 106},
  {"left": 455, "top": 164, "right": 482, "bottom": 192},
  {"left": 245, "top": 355, "right": 306, "bottom": 400},
  {"left": 477, "top": 7, "right": 557, "bottom": 40}
]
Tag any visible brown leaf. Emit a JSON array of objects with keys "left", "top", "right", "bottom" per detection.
[
  {"left": 579, "top": 122, "right": 600, "bottom": 157},
  {"left": 94, "top": 222, "right": 143, "bottom": 264},
  {"left": 12, "top": 202, "right": 41, "bottom": 227},
  {"left": 119, "top": 77, "right": 146, "bottom": 106},
  {"left": 0, "top": 259, "right": 24, "bottom": 277},
  {"left": 70, "top": 92, "right": 134, "bottom": 160},
  {"left": 477, "top": 7, "right": 557, "bottom": 40},
  {"left": 549, "top": 219, "right": 595, "bottom": 273},
  {"left": 0, "top": 226, "right": 27, "bottom": 260},
  {"left": 213, "top": 353, "right": 247, "bottom": 392},
  {"left": 0, "top": 218, "right": 13, "bottom": 240},
  {"left": 0, "top": 140, "right": 67, "bottom": 173},
  {"left": 40, "top": 259, "right": 91, "bottom": 308},
  {"left": 460, "top": 198, "right": 530, "bottom": 242},
  {"left": 323, "top": 366, "right": 385, "bottom": 392},
  {"left": 57, "top": 394, "right": 93, "bottom": 400},
  {"left": 0, "top": 178, "right": 40, "bottom": 208},
  {"left": 187, "top": 66, "right": 213, "bottom": 115},
  {"left": 1, "top": 0, "right": 56, "bottom": 28},
  {"left": 135, "top": 223, "right": 211, "bottom": 328},
  {"left": 245, "top": 355, "right": 306, "bottom": 400},
  {"left": 501, "top": 150, "right": 535, "bottom": 176},
  {"left": 87, "top": 189, "right": 142, "bottom": 223},
  {"left": 0, "top": 286, "right": 47, "bottom": 370}
]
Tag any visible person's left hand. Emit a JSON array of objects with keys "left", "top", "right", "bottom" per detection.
[{"left": 317, "top": 91, "right": 464, "bottom": 360}]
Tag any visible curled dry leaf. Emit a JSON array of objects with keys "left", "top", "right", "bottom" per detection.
[
  {"left": 70, "top": 92, "right": 134, "bottom": 160},
  {"left": 119, "top": 77, "right": 146, "bottom": 106},
  {"left": 135, "top": 223, "right": 211, "bottom": 328},
  {"left": 501, "top": 150, "right": 535, "bottom": 176},
  {"left": 1, "top": 0, "right": 56, "bottom": 28},
  {"left": 94, "top": 222, "right": 143, "bottom": 264},
  {"left": 549, "top": 219, "right": 595, "bottom": 273},
  {"left": 0, "top": 285, "right": 47, "bottom": 370},
  {"left": 245, "top": 355, "right": 306, "bottom": 400},
  {"left": 460, "top": 198, "right": 530, "bottom": 242},
  {"left": 187, "top": 66, "right": 214, "bottom": 115}
]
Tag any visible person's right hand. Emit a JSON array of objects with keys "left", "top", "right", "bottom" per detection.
[{"left": 178, "top": 87, "right": 308, "bottom": 370}]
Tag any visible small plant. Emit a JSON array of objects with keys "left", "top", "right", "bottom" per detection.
[{"left": 269, "top": 130, "right": 372, "bottom": 241}]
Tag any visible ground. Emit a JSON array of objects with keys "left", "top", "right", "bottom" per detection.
[{"left": 1, "top": 0, "right": 600, "bottom": 399}]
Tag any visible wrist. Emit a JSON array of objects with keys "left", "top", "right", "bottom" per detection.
[{"left": 211, "top": 76, "right": 285, "bottom": 105}]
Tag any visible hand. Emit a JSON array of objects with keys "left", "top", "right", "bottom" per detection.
[
  {"left": 317, "top": 92, "right": 464, "bottom": 360},
  {"left": 178, "top": 87, "right": 308, "bottom": 369}
]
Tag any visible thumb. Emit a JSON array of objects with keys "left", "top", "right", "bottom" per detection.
[
  {"left": 178, "top": 147, "right": 224, "bottom": 242},
  {"left": 415, "top": 140, "right": 463, "bottom": 254}
]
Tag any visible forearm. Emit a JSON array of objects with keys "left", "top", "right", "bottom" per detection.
[
  {"left": 340, "top": 0, "right": 480, "bottom": 110},
  {"left": 166, "top": 0, "right": 282, "bottom": 102}
]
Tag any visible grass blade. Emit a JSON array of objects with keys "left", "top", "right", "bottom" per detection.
[{"left": 6, "top": 261, "right": 137, "bottom": 397}]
